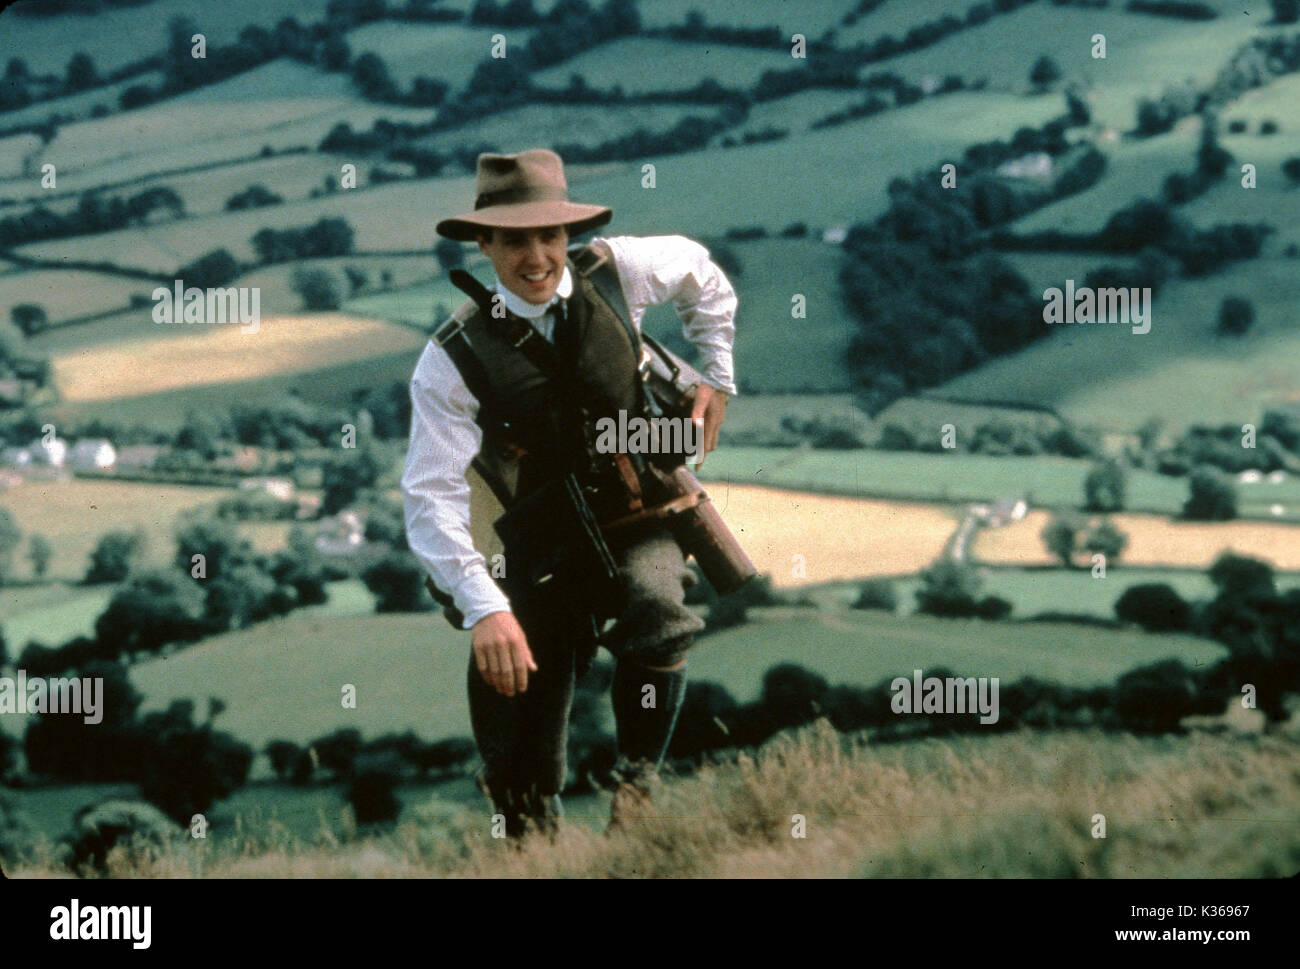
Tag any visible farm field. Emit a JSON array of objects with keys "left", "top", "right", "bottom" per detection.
[
  {"left": 0, "top": 477, "right": 231, "bottom": 583},
  {"left": 0, "top": 0, "right": 335, "bottom": 76},
  {"left": 974, "top": 508, "right": 1300, "bottom": 572},
  {"left": 936, "top": 258, "right": 1300, "bottom": 435},
  {"left": 850, "top": 3, "right": 1269, "bottom": 128},
  {"left": 344, "top": 21, "right": 536, "bottom": 90},
  {"left": 115, "top": 603, "right": 1232, "bottom": 756},
  {"left": 535, "top": 90, "right": 1063, "bottom": 238},
  {"left": 48, "top": 312, "right": 425, "bottom": 403},
  {"left": 0, "top": 267, "right": 143, "bottom": 326},
  {"left": 636, "top": 0, "right": 855, "bottom": 35},
  {"left": 531, "top": 37, "right": 786, "bottom": 94},
  {"left": 415, "top": 102, "right": 720, "bottom": 153},
  {"left": 40, "top": 345, "right": 424, "bottom": 432},
  {"left": 890, "top": 565, "right": 1224, "bottom": 620}
]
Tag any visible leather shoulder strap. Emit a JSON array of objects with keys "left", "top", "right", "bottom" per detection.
[{"left": 570, "top": 241, "right": 642, "bottom": 358}]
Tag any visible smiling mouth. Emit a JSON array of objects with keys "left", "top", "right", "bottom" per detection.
[{"left": 521, "top": 270, "right": 551, "bottom": 283}]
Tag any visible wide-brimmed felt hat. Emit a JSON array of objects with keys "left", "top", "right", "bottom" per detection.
[{"left": 436, "top": 148, "right": 612, "bottom": 242}]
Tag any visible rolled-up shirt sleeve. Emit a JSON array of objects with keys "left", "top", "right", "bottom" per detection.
[
  {"left": 596, "top": 234, "right": 738, "bottom": 396},
  {"left": 400, "top": 340, "right": 512, "bottom": 630}
]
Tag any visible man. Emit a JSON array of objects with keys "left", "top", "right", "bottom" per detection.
[{"left": 401, "top": 148, "right": 737, "bottom": 837}]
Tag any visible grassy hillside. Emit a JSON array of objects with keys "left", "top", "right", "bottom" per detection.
[{"left": 10, "top": 725, "right": 1297, "bottom": 878}]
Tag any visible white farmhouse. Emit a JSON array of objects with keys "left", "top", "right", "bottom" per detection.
[{"left": 68, "top": 438, "right": 117, "bottom": 471}]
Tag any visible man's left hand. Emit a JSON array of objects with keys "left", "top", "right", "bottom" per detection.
[{"left": 690, "top": 383, "right": 728, "bottom": 469}]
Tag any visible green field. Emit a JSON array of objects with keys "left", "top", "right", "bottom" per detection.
[
  {"left": 891, "top": 565, "right": 1222, "bottom": 620},
  {"left": 532, "top": 37, "right": 788, "bottom": 94},
  {"left": 848, "top": 3, "right": 1271, "bottom": 128},
  {"left": 697, "top": 445, "right": 1300, "bottom": 520},
  {"left": 936, "top": 258, "right": 1300, "bottom": 435},
  {"left": 416, "top": 102, "right": 720, "bottom": 153},
  {"left": 344, "top": 21, "right": 536, "bottom": 90},
  {"left": 0, "top": 0, "right": 335, "bottom": 76},
  {"left": 114, "top": 602, "right": 1229, "bottom": 754}
]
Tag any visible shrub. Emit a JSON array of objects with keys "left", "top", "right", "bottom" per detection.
[
  {"left": 178, "top": 248, "right": 240, "bottom": 289},
  {"left": 290, "top": 267, "right": 343, "bottom": 310},
  {"left": 1042, "top": 513, "right": 1085, "bottom": 568},
  {"left": 1116, "top": 583, "right": 1190, "bottom": 631},
  {"left": 1029, "top": 55, "right": 1061, "bottom": 88},
  {"left": 1183, "top": 465, "right": 1237, "bottom": 520},
  {"left": 1084, "top": 458, "right": 1126, "bottom": 511},
  {"left": 1083, "top": 518, "right": 1128, "bottom": 564},
  {"left": 915, "top": 560, "right": 982, "bottom": 617},
  {"left": 83, "top": 528, "right": 146, "bottom": 584},
  {"left": 346, "top": 752, "right": 404, "bottom": 824},
  {"left": 1114, "top": 659, "right": 1197, "bottom": 732},
  {"left": 1216, "top": 295, "right": 1254, "bottom": 336},
  {"left": 852, "top": 578, "right": 898, "bottom": 612}
]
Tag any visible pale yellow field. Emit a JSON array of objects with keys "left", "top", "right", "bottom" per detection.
[
  {"left": 973, "top": 509, "right": 1300, "bottom": 571},
  {"left": 0, "top": 478, "right": 230, "bottom": 581},
  {"left": 51, "top": 313, "right": 426, "bottom": 403},
  {"left": 694, "top": 484, "right": 961, "bottom": 587}
]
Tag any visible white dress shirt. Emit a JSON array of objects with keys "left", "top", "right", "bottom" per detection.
[{"left": 400, "top": 233, "right": 738, "bottom": 630}]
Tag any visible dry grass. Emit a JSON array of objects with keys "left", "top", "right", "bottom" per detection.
[
  {"left": 11, "top": 723, "right": 1298, "bottom": 879},
  {"left": 694, "top": 485, "right": 961, "bottom": 587},
  {"left": 973, "top": 509, "right": 1300, "bottom": 571},
  {"left": 50, "top": 313, "right": 424, "bottom": 403}
]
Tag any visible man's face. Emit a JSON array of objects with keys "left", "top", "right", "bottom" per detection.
[{"left": 476, "top": 225, "right": 569, "bottom": 305}]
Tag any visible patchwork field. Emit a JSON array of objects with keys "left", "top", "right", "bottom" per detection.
[
  {"left": 937, "top": 258, "right": 1300, "bottom": 434},
  {"left": 974, "top": 507, "right": 1300, "bottom": 572},
  {"left": 112, "top": 601, "right": 1231, "bottom": 755},
  {"left": 0, "top": 477, "right": 230, "bottom": 583},
  {"left": 344, "top": 21, "right": 537, "bottom": 90},
  {"left": 49, "top": 311, "right": 425, "bottom": 403}
]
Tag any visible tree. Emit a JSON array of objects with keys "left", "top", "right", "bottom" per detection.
[
  {"left": 93, "top": 568, "right": 207, "bottom": 658},
  {"left": 1216, "top": 295, "right": 1254, "bottom": 336},
  {"left": 136, "top": 699, "right": 254, "bottom": 824},
  {"left": 1183, "top": 466, "right": 1237, "bottom": 520},
  {"left": 1115, "top": 583, "right": 1191, "bottom": 631},
  {"left": 1084, "top": 458, "right": 1126, "bottom": 511},
  {"left": 362, "top": 551, "right": 436, "bottom": 613},
  {"left": 310, "top": 727, "right": 363, "bottom": 779},
  {"left": 1041, "top": 513, "right": 1085, "bottom": 568},
  {"left": 178, "top": 248, "right": 239, "bottom": 289},
  {"left": 346, "top": 752, "right": 404, "bottom": 824},
  {"left": 1029, "top": 55, "right": 1061, "bottom": 89},
  {"left": 1115, "top": 659, "right": 1197, "bottom": 732},
  {"left": 343, "top": 265, "right": 369, "bottom": 294},
  {"left": 320, "top": 446, "right": 383, "bottom": 514},
  {"left": 1271, "top": 0, "right": 1299, "bottom": 24},
  {"left": 350, "top": 52, "right": 398, "bottom": 100},
  {"left": 851, "top": 578, "right": 898, "bottom": 612},
  {"left": 65, "top": 52, "right": 98, "bottom": 92},
  {"left": 83, "top": 528, "right": 147, "bottom": 585},
  {"left": 290, "top": 267, "right": 343, "bottom": 311},
  {"left": 11, "top": 303, "right": 47, "bottom": 336},
  {"left": 1083, "top": 518, "right": 1128, "bottom": 564},
  {"left": 915, "top": 560, "right": 982, "bottom": 616},
  {"left": 265, "top": 740, "right": 312, "bottom": 783}
]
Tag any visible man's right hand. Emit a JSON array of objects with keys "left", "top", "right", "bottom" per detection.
[{"left": 471, "top": 611, "right": 537, "bottom": 697}]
